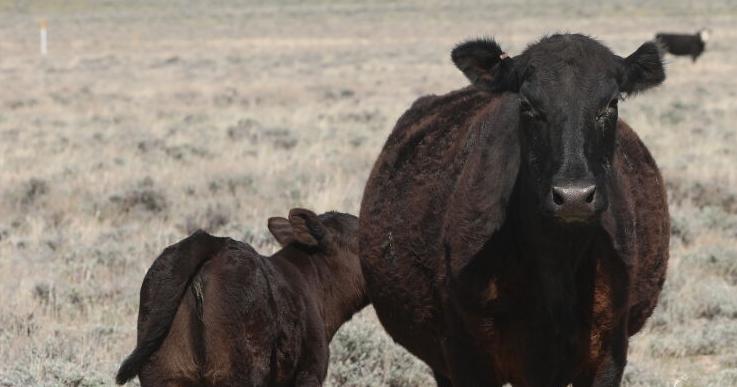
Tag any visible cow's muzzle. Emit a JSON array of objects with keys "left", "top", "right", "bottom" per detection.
[{"left": 545, "top": 180, "right": 602, "bottom": 223}]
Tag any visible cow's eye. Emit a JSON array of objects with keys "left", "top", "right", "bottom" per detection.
[
  {"left": 520, "top": 98, "right": 544, "bottom": 121},
  {"left": 520, "top": 99, "right": 532, "bottom": 113},
  {"left": 596, "top": 98, "right": 618, "bottom": 122},
  {"left": 608, "top": 98, "right": 619, "bottom": 110}
]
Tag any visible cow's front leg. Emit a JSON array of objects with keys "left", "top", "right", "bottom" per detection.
[
  {"left": 574, "top": 323, "right": 628, "bottom": 387},
  {"left": 440, "top": 307, "right": 501, "bottom": 387},
  {"left": 591, "top": 333, "right": 627, "bottom": 387},
  {"left": 432, "top": 368, "right": 453, "bottom": 387},
  {"left": 441, "top": 336, "right": 483, "bottom": 387}
]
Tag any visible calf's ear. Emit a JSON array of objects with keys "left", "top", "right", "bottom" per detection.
[
  {"left": 287, "top": 208, "right": 325, "bottom": 247},
  {"left": 268, "top": 217, "right": 296, "bottom": 246},
  {"left": 452, "top": 38, "right": 516, "bottom": 91},
  {"left": 620, "top": 41, "right": 665, "bottom": 94},
  {"left": 268, "top": 209, "right": 325, "bottom": 248}
]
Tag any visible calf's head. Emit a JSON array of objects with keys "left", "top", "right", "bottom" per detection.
[
  {"left": 268, "top": 208, "right": 359, "bottom": 261},
  {"left": 452, "top": 34, "right": 665, "bottom": 223},
  {"left": 268, "top": 209, "right": 365, "bottom": 334}
]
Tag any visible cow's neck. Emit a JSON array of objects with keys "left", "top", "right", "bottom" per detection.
[
  {"left": 512, "top": 178, "right": 598, "bottom": 319},
  {"left": 508, "top": 174, "right": 601, "bottom": 379}
]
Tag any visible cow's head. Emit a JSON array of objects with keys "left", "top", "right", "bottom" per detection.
[
  {"left": 699, "top": 28, "right": 711, "bottom": 43},
  {"left": 452, "top": 34, "right": 664, "bottom": 223}
]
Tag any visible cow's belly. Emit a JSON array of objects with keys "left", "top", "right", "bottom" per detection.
[
  {"left": 668, "top": 46, "right": 696, "bottom": 56},
  {"left": 360, "top": 249, "right": 449, "bottom": 373}
]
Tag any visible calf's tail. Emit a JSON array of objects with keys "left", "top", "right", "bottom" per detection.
[{"left": 115, "top": 230, "right": 228, "bottom": 385}]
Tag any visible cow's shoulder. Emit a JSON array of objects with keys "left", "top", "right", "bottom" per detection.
[{"left": 615, "top": 120, "right": 658, "bottom": 172}]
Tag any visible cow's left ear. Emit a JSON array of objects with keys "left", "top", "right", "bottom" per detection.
[
  {"left": 452, "top": 38, "right": 517, "bottom": 91},
  {"left": 620, "top": 42, "right": 665, "bottom": 94}
]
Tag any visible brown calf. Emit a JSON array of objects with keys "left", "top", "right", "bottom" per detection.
[{"left": 116, "top": 209, "right": 367, "bottom": 386}]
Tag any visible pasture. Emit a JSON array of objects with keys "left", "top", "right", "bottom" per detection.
[{"left": 1, "top": 1, "right": 736, "bottom": 385}]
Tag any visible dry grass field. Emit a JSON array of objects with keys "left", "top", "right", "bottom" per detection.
[{"left": 1, "top": 1, "right": 736, "bottom": 385}]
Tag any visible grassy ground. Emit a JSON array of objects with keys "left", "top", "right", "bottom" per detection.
[{"left": 1, "top": 1, "right": 736, "bottom": 385}]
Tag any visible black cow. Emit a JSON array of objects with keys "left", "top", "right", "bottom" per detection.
[
  {"left": 656, "top": 29, "right": 710, "bottom": 62},
  {"left": 360, "top": 34, "right": 670, "bottom": 386}
]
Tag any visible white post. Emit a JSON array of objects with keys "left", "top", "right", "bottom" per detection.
[{"left": 39, "top": 19, "right": 47, "bottom": 56}]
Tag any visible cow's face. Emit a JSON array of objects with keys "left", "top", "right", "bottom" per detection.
[
  {"left": 699, "top": 28, "right": 711, "bottom": 43},
  {"left": 452, "top": 34, "right": 665, "bottom": 223}
]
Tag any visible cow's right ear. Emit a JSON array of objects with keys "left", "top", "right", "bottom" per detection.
[{"left": 451, "top": 38, "right": 516, "bottom": 91}]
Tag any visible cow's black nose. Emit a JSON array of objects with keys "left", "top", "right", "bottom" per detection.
[
  {"left": 552, "top": 184, "right": 596, "bottom": 205},
  {"left": 548, "top": 183, "right": 598, "bottom": 221}
]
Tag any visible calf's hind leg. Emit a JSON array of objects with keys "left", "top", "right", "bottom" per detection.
[
  {"left": 295, "top": 372, "right": 322, "bottom": 387},
  {"left": 138, "top": 374, "right": 202, "bottom": 387},
  {"left": 139, "top": 292, "right": 201, "bottom": 387},
  {"left": 293, "top": 347, "right": 328, "bottom": 387},
  {"left": 293, "top": 338, "right": 328, "bottom": 387}
]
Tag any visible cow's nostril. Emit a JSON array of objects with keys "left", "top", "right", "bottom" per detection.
[
  {"left": 551, "top": 184, "right": 597, "bottom": 208},
  {"left": 549, "top": 182, "right": 599, "bottom": 221},
  {"left": 585, "top": 187, "right": 596, "bottom": 203},
  {"left": 552, "top": 189, "right": 565, "bottom": 205}
]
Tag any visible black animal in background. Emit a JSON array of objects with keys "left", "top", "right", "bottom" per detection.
[{"left": 656, "top": 29, "right": 711, "bottom": 62}]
